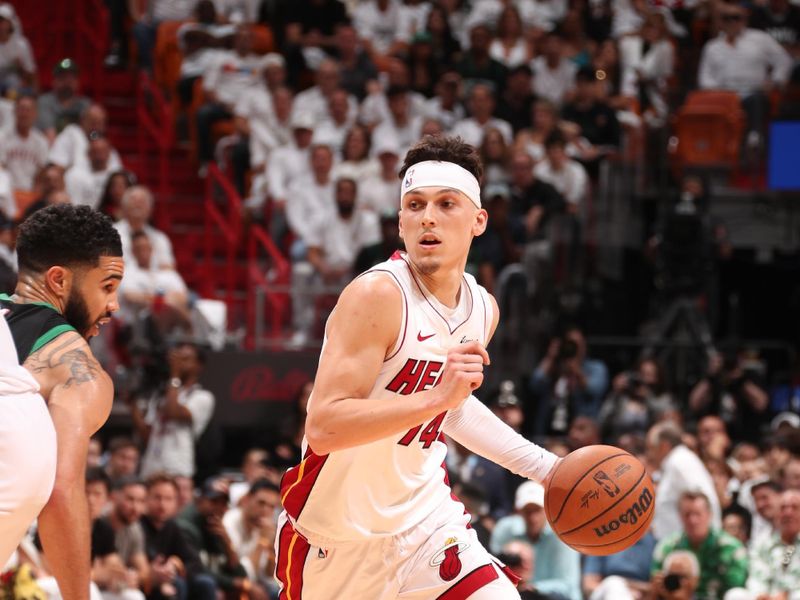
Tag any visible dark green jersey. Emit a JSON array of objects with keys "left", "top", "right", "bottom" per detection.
[{"left": 0, "top": 293, "right": 76, "bottom": 364}]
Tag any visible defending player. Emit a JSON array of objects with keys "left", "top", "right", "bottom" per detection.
[
  {"left": 0, "top": 205, "right": 123, "bottom": 600},
  {"left": 276, "top": 136, "right": 559, "bottom": 599}
]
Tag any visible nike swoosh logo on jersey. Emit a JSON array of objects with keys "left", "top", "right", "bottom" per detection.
[{"left": 417, "top": 332, "right": 436, "bottom": 342}]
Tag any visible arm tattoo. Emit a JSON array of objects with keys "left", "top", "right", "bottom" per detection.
[{"left": 26, "top": 335, "right": 100, "bottom": 388}]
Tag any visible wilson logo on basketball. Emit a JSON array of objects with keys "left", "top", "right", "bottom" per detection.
[
  {"left": 592, "top": 470, "right": 621, "bottom": 498},
  {"left": 593, "top": 487, "right": 654, "bottom": 538},
  {"left": 430, "top": 537, "right": 469, "bottom": 582}
]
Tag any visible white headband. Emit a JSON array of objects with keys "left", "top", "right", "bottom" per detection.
[{"left": 401, "top": 160, "right": 482, "bottom": 208}]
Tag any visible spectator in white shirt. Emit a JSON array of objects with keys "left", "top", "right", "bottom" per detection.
[
  {"left": 698, "top": 2, "right": 792, "bottom": 137},
  {"left": 290, "top": 176, "right": 381, "bottom": 346},
  {"left": 0, "top": 162, "right": 15, "bottom": 220},
  {"left": 332, "top": 124, "right": 379, "bottom": 183},
  {"left": 452, "top": 82, "right": 514, "bottom": 147},
  {"left": 286, "top": 144, "right": 337, "bottom": 255},
  {"left": 315, "top": 89, "right": 356, "bottom": 155},
  {"left": 115, "top": 185, "right": 175, "bottom": 271},
  {"left": 241, "top": 85, "right": 293, "bottom": 177},
  {"left": 196, "top": 26, "right": 266, "bottom": 166},
  {"left": 359, "top": 59, "right": 427, "bottom": 127},
  {"left": 619, "top": 12, "right": 675, "bottom": 128},
  {"left": 395, "top": 0, "right": 432, "bottom": 45},
  {"left": 646, "top": 421, "right": 721, "bottom": 541},
  {"left": 0, "top": 95, "right": 48, "bottom": 192},
  {"left": 358, "top": 134, "right": 401, "bottom": 216},
  {"left": 222, "top": 479, "right": 281, "bottom": 587},
  {"left": 136, "top": 342, "right": 216, "bottom": 479},
  {"left": 65, "top": 136, "right": 118, "bottom": 209},
  {"left": 293, "top": 59, "right": 358, "bottom": 123},
  {"left": 118, "top": 231, "right": 191, "bottom": 330},
  {"left": 422, "top": 70, "right": 466, "bottom": 132},
  {"left": 372, "top": 86, "right": 424, "bottom": 157},
  {"left": 49, "top": 103, "right": 123, "bottom": 172},
  {"left": 353, "top": 0, "right": 401, "bottom": 56},
  {"left": 252, "top": 112, "right": 314, "bottom": 225},
  {"left": 0, "top": 3, "right": 35, "bottom": 96},
  {"left": 533, "top": 132, "right": 589, "bottom": 209},
  {"left": 489, "top": 6, "right": 533, "bottom": 68},
  {"left": 532, "top": 32, "right": 578, "bottom": 106}
]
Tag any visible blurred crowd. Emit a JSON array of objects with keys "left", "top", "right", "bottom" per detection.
[{"left": 0, "top": 0, "right": 797, "bottom": 598}]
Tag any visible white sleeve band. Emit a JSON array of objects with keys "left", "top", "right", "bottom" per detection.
[{"left": 443, "top": 395, "right": 559, "bottom": 483}]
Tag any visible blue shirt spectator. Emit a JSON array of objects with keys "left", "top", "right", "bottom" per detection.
[
  {"left": 490, "top": 482, "right": 582, "bottom": 600},
  {"left": 582, "top": 532, "right": 657, "bottom": 599}
]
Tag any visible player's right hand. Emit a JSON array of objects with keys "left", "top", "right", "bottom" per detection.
[{"left": 434, "top": 342, "right": 489, "bottom": 411}]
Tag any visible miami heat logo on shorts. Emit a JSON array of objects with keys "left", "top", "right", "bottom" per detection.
[{"left": 429, "top": 537, "right": 470, "bottom": 582}]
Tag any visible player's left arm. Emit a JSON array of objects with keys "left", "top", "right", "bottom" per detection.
[
  {"left": 442, "top": 294, "right": 561, "bottom": 484},
  {"left": 28, "top": 332, "right": 114, "bottom": 600}
]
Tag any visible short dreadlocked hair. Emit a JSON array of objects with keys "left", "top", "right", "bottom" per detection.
[
  {"left": 17, "top": 204, "right": 122, "bottom": 273},
  {"left": 399, "top": 135, "right": 483, "bottom": 183}
]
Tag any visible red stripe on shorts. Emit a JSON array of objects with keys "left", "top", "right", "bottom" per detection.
[
  {"left": 436, "top": 563, "right": 499, "bottom": 599},
  {"left": 280, "top": 448, "right": 328, "bottom": 519},
  {"left": 276, "top": 518, "right": 311, "bottom": 600}
]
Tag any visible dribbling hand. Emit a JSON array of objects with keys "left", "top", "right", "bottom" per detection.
[{"left": 434, "top": 342, "right": 489, "bottom": 411}]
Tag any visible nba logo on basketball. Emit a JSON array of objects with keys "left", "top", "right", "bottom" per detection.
[{"left": 592, "top": 470, "right": 620, "bottom": 498}]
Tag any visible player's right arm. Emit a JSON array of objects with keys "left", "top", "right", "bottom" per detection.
[
  {"left": 24, "top": 332, "right": 114, "bottom": 600},
  {"left": 305, "top": 272, "right": 488, "bottom": 455}
]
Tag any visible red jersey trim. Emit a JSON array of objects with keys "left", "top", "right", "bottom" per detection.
[
  {"left": 276, "top": 518, "right": 310, "bottom": 600},
  {"left": 281, "top": 448, "right": 329, "bottom": 520},
  {"left": 436, "top": 564, "right": 498, "bottom": 599}
]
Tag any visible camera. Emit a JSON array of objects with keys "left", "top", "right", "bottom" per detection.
[
  {"left": 558, "top": 338, "right": 579, "bottom": 362},
  {"left": 497, "top": 551, "right": 523, "bottom": 568},
  {"left": 663, "top": 573, "right": 684, "bottom": 592}
]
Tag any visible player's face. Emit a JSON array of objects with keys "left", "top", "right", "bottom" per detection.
[
  {"left": 399, "top": 187, "right": 487, "bottom": 276},
  {"left": 65, "top": 256, "right": 123, "bottom": 339}
]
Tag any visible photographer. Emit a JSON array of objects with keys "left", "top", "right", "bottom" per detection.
[
  {"left": 689, "top": 351, "right": 769, "bottom": 443},
  {"left": 599, "top": 358, "right": 675, "bottom": 442},
  {"left": 651, "top": 551, "right": 701, "bottom": 600},
  {"left": 131, "top": 343, "right": 216, "bottom": 481},
  {"left": 529, "top": 326, "right": 609, "bottom": 437}
]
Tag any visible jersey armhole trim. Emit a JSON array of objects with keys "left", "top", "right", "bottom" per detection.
[
  {"left": 31, "top": 323, "right": 77, "bottom": 354},
  {"left": 366, "top": 269, "right": 408, "bottom": 362}
]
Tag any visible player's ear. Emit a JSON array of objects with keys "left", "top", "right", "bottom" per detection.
[
  {"left": 472, "top": 208, "right": 488, "bottom": 237},
  {"left": 44, "top": 265, "right": 72, "bottom": 299},
  {"left": 398, "top": 210, "right": 404, "bottom": 240}
]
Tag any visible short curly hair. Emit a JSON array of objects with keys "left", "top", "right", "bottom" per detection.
[
  {"left": 398, "top": 135, "right": 483, "bottom": 183},
  {"left": 17, "top": 204, "right": 123, "bottom": 273}
]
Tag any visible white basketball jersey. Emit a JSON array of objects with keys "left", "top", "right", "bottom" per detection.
[{"left": 280, "top": 252, "right": 494, "bottom": 542}]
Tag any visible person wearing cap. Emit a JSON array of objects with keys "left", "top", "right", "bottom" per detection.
[
  {"left": 36, "top": 58, "right": 91, "bottom": 141},
  {"left": 490, "top": 482, "right": 582, "bottom": 600},
  {"left": 277, "top": 136, "right": 562, "bottom": 599},
  {"left": 0, "top": 3, "right": 35, "bottom": 96},
  {"left": 177, "top": 478, "right": 262, "bottom": 599},
  {"left": 357, "top": 133, "right": 403, "bottom": 216}
]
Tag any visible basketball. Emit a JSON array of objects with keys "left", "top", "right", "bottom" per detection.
[{"left": 544, "top": 445, "right": 655, "bottom": 556}]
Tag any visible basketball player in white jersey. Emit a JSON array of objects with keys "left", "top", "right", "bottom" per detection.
[
  {"left": 276, "top": 136, "right": 560, "bottom": 599},
  {"left": 0, "top": 316, "right": 57, "bottom": 564}
]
